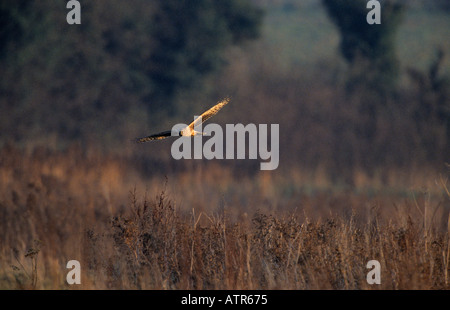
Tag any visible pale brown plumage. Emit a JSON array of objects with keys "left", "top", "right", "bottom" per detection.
[{"left": 135, "top": 98, "right": 230, "bottom": 143}]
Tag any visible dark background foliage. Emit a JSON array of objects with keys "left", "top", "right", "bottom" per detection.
[{"left": 0, "top": 0, "right": 448, "bottom": 173}]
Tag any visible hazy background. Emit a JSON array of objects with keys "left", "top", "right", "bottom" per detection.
[{"left": 1, "top": 0, "right": 448, "bottom": 173}]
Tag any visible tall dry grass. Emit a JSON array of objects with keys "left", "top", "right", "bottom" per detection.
[{"left": 0, "top": 144, "right": 449, "bottom": 289}]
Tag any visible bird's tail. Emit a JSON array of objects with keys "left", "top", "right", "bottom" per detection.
[{"left": 193, "top": 131, "right": 210, "bottom": 136}]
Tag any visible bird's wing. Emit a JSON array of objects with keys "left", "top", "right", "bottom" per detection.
[
  {"left": 134, "top": 130, "right": 172, "bottom": 143},
  {"left": 188, "top": 98, "right": 230, "bottom": 131}
]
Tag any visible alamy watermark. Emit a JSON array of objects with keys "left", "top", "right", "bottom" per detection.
[
  {"left": 170, "top": 117, "right": 279, "bottom": 171},
  {"left": 366, "top": 260, "right": 381, "bottom": 285},
  {"left": 66, "top": 260, "right": 81, "bottom": 284},
  {"left": 64, "top": 259, "right": 381, "bottom": 286},
  {"left": 367, "top": 0, "right": 381, "bottom": 24},
  {"left": 66, "top": 0, "right": 81, "bottom": 24},
  {"left": 66, "top": 1, "right": 381, "bottom": 26}
]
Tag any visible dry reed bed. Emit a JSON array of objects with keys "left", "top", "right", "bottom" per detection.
[
  {"left": 0, "top": 145, "right": 449, "bottom": 289},
  {"left": 82, "top": 187, "right": 449, "bottom": 290}
]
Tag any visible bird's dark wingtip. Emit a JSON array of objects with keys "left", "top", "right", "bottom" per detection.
[{"left": 132, "top": 138, "right": 144, "bottom": 144}]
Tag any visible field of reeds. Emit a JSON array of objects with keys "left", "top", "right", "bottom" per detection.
[{"left": 0, "top": 144, "right": 448, "bottom": 290}]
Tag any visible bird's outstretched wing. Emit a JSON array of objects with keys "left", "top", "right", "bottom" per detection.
[
  {"left": 134, "top": 130, "right": 172, "bottom": 143},
  {"left": 134, "top": 98, "right": 230, "bottom": 143},
  {"left": 188, "top": 97, "right": 230, "bottom": 131}
]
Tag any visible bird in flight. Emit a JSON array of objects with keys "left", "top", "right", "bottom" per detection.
[{"left": 135, "top": 97, "right": 230, "bottom": 143}]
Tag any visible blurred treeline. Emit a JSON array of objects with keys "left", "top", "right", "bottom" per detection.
[
  {"left": 0, "top": 0, "right": 262, "bottom": 148},
  {"left": 0, "top": 0, "right": 449, "bottom": 175}
]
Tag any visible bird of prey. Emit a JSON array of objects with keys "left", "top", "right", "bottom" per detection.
[{"left": 135, "top": 98, "right": 230, "bottom": 143}]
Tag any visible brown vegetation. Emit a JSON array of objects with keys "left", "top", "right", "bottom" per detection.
[{"left": 0, "top": 145, "right": 448, "bottom": 289}]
